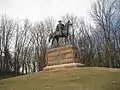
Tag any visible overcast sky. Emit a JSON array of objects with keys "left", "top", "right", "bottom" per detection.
[{"left": 0, "top": 0, "right": 94, "bottom": 22}]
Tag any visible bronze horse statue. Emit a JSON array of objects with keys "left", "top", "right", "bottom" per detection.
[{"left": 49, "top": 20, "right": 72, "bottom": 46}]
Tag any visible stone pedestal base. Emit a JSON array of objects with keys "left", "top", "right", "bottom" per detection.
[
  {"left": 43, "top": 63, "right": 84, "bottom": 71},
  {"left": 44, "top": 45, "right": 84, "bottom": 71}
]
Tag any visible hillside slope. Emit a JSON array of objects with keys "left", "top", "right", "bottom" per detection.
[{"left": 0, "top": 67, "right": 120, "bottom": 90}]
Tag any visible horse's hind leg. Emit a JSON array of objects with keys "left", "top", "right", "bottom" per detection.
[
  {"left": 52, "top": 38, "right": 55, "bottom": 44},
  {"left": 48, "top": 33, "right": 52, "bottom": 42}
]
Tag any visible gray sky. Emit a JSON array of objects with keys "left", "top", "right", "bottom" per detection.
[{"left": 0, "top": 0, "right": 94, "bottom": 22}]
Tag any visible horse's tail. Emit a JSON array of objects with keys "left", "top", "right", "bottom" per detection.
[
  {"left": 48, "top": 33, "right": 54, "bottom": 42},
  {"left": 48, "top": 33, "right": 52, "bottom": 42}
]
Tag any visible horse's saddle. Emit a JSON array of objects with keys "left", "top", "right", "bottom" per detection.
[{"left": 55, "top": 30, "right": 67, "bottom": 36}]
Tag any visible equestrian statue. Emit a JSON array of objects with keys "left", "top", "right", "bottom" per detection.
[{"left": 49, "top": 20, "right": 72, "bottom": 46}]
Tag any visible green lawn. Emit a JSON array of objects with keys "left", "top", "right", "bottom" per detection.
[{"left": 0, "top": 67, "right": 120, "bottom": 90}]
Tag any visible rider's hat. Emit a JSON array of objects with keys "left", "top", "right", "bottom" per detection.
[{"left": 58, "top": 20, "right": 62, "bottom": 22}]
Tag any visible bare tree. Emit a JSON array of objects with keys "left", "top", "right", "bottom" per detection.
[
  {"left": 31, "top": 20, "right": 51, "bottom": 71},
  {"left": 90, "top": 0, "right": 120, "bottom": 67},
  {"left": 0, "top": 15, "right": 14, "bottom": 73},
  {"left": 13, "top": 19, "right": 32, "bottom": 74}
]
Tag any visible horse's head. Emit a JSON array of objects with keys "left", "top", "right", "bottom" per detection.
[{"left": 64, "top": 20, "right": 73, "bottom": 30}]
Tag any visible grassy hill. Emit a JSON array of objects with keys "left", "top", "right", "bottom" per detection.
[{"left": 0, "top": 67, "right": 120, "bottom": 90}]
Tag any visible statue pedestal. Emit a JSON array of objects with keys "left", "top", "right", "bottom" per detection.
[{"left": 43, "top": 45, "right": 84, "bottom": 71}]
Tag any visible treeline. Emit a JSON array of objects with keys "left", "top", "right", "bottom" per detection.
[{"left": 0, "top": 0, "right": 120, "bottom": 75}]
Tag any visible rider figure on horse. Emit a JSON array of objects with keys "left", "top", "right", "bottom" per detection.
[
  {"left": 49, "top": 20, "right": 73, "bottom": 45},
  {"left": 56, "top": 20, "right": 64, "bottom": 36}
]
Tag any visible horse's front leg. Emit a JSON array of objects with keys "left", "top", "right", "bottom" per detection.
[
  {"left": 56, "top": 37, "right": 59, "bottom": 47},
  {"left": 65, "top": 36, "right": 68, "bottom": 45}
]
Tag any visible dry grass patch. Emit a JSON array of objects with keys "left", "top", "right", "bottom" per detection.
[{"left": 0, "top": 67, "right": 120, "bottom": 90}]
